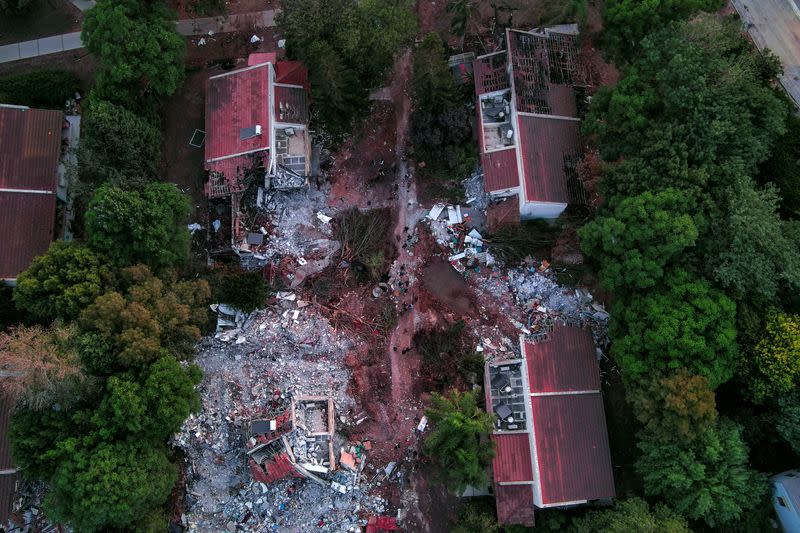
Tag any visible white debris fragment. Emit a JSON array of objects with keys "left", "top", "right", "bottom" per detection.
[
  {"left": 316, "top": 212, "right": 332, "bottom": 224},
  {"left": 188, "top": 223, "right": 202, "bottom": 234},
  {"left": 427, "top": 203, "right": 445, "bottom": 220}
]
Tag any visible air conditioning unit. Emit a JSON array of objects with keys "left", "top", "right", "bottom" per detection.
[{"left": 255, "top": 124, "right": 262, "bottom": 136}]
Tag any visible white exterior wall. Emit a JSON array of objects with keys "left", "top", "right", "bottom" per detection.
[{"left": 520, "top": 200, "right": 568, "bottom": 220}]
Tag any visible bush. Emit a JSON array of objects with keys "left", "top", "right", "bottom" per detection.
[
  {"left": 0, "top": 70, "right": 80, "bottom": 108},
  {"left": 214, "top": 269, "right": 271, "bottom": 313},
  {"left": 414, "top": 321, "right": 482, "bottom": 387}
]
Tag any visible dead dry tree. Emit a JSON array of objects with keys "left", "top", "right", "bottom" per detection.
[
  {"left": 0, "top": 324, "right": 85, "bottom": 410},
  {"left": 334, "top": 208, "right": 391, "bottom": 279}
]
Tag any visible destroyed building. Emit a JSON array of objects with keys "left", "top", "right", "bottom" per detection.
[
  {"left": 247, "top": 396, "right": 339, "bottom": 486},
  {"left": 204, "top": 53, "right": 312, "bottom": 251},
  {"left": 0, "top": 104, "right": 79, "bottom": 284},
  {"left": 473, "top": 25, "right": 588, "bottom": 219},
  {"left": 485, "top": 324, "right": 615, "bottom": 526}
]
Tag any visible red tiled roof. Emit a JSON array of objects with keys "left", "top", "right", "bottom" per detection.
[
  {"left": 275, "top": 61, "right": 309, "bottom": 88},
  {"left": 495, "top": 484, "right": 535, "bottom": 526},
  {"left": 481, "top": 148, "right": 519, "bottom": 192},
  {"left": 248, "top": 52, "right": 277, "bottom": 66},
  {"left": 0, "top": 192, "right": 56, "bottom": 280},
  {"left": 274, "top": 85, "right": 309, "bottom": 124},
  {"left": 492, "top": 433, "right": 533, "bottom": 482},
  {"left": 205, "top": 64, "right": 271, "bottom": 163},
  {"left": 529, "top": 394, "right": 615, "bottom": 505},
  {"left": 0, "top": 106, "right": 62, "bottom": 191},
  {"left": 249, "top": 453, "right": 303, "bottom": 484},
  {"left": 517, "top": 115, "right": 581, "bottom": 204},
  {"left": 525, "top": 325, "right": 600, "bottom": 393}
]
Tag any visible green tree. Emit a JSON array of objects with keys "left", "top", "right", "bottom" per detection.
[
  {"left": 82, "top": 0, "right": 185, "bottom": 104},
  {"left": 446, "top": 0, "right": 476, "bottom": 42},
  {"left": 759, "top": 113, "right": 800, "bottom": 219},
  {"left": 78, "top": 265, "right": 210, "bottom": 371},
  {"left": 276, "top": 0, "right": 415, "bottom": 136},
  {"left": 13, "top": 242, "right": 109, "bottom": 322},
  {"left": 602, "top": 0, "right": 723, "bottom": 62},
  {"left": 568, "top": 497, "right": 691, "bottom": 533},
  {"left": 578, "top": 190, "right": 699, "bottom": 292},
  {"left": 85, "top": 183, "right": 190, "bottom": 269},
  {"left": 411, "top": 33, "right": 476, "bottom": 179},
  {"left": 628, "top": 369, "right": 717, "bottom": 444},
  {"left": 214, "top": 269, "right": 271, "bottom": 313},
  {"left": 0, "top": 0, "right": 33, "bottom": 14},
  {"left": 710, "top": 177, "right": 800, "bottom": 303},
  {"left": 776, "top": 389, "right": 800, "bottom": 456},
  {"left": 92, "top": 355, "right": 201, "bottom": 441},
  {"left": 46, "top": 439, "right": 176, "bottom": 533},
  {"left": 78, "top": 99, "right": 162, "bottom": 187},
  {"left": 611, "top": 269, "right": 737, "bottom": 388},
  {"left": 747, "top": 310, "right": 800, "bottom": 403},
  {"left": 452, "top": 500, "right": 498, "bottom": 533},
  {"left": 587, "top": 16, "right": 786, "bottom": 202},
  {"left": 306, "top": 42, "right": 368, "bottom": 137},
  {"left": 10, "top": 405, "right": 85, "bottom": 480},
  {"left": 635, "top": 418, "right": 765, "bottom": 527},
  {"left": 423, "top": 389, "right": 495, "bottom": 492}
]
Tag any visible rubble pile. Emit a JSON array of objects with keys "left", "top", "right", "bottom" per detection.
[
  {"left": 174, "top": 301, "right": 397, "bottom": 532},
  {"left": 426, "top": 203, "right": 495, "bottom": 274}
]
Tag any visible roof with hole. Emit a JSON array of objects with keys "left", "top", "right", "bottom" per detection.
[{"left": 517, "top": 114, "right": 582, "bottom": 204}]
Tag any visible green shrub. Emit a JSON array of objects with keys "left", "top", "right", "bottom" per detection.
[
  {"left": 0, "top": 70, "right": 81, "bottom": 108},
  {"left": 214, "top": 270, "right": 271, "bottom": 313}
]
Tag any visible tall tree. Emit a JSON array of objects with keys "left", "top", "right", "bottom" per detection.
[
  {"left": 46, "top": 439, "right": 176, "bottom": 533},
  {"left": 568, "top": 497, "right": 692, "bottom": 533},
  {"left": 82, "top": 0, "right": 185, "bottom": 104},
  {"left": 85, "top": 183, "right": 191, "bottom": 269},
  {"left": 423, "top": 389, "right": 495, "bottom": 492},
  {"left": 578, "top": 189, "right": 699, "bottom": 292},
  {"left": 78, "top": 265, "right": 210, "bottom": 371},
  {"left": 635, "top": 418, "right": 765, "bottom": 527},
  {"left": 602, "top": 0, "right": 723, "bottom": 62},
  {"left": 78, "top": 99, "right": 162, "bottom": 187},
  {"left": 628, "top": 369, "right": 717, "bottom": 444},
  {"left": 746, "top": 310, "right": 800, "bottom": 403},
  {"left": 611, "top": 269, "right": 737, "bottom": 388},
  {"left": 13, "top": 242, "right": 109, "bottom": 322}
]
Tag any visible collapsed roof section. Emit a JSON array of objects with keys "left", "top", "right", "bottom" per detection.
[
  {"left": 473, "top": 25, "right": 587, "bottom": 219},
  {"left": 247, "top": 396, "right": 337, "bottom": 486},
  {"left": 485, "top": 324, "right": 615, "bottom": 526}
]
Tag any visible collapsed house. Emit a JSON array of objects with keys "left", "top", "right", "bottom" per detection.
[
  {"left": 485, "top": 324, "right": 615, "bottom": 526},
  {"left": 204, "top": 53, "right": 312, "bottom": 251},
  {"left": 247, "top": 396, "right": 341, "bottom": 486},
  {"left": 0, "top": 104, "right": 78, "bottom": 284},
  {"left": 473, "top": 25, "right": 587, "bottom": 219}
]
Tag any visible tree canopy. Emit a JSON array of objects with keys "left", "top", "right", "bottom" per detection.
[
  {"left": 746, "top": 310, "right": 800, "bottom": 403},
  {"left": 568, "top": 497, "right": 691, "bottom": 533},
  {"left": 85, "top": 183, "right": 191, "bottom": 270},
  {"left": 78, "top": 265, "right": 210, "bottom": 371},
  {"left": 78, "top": 99, "right": 162, "bottom": 188},
  {"left": 13, "top": 242, "right": 109, "bottom": 322},
  {"left": 423, "top": 389, "right": 495, "bottom": 492},
  {"left": 602, "top": 0, "right": 722, "bottom": 62},
  {"left": 635, "top": 418, "right": 765, "bottom": 527},
  {"left": 578, "top": 189, "right": 699, "bottom": 292},
  {"left": 276, "top": 0, "right": 415, "bottom": 137},
  {"left": 611, "top": 269, "right": 737, "bottom": 387},
  {"left": 628, "top": 369, "right": 717, "bottom": 444},
  {"left": 82, "top": 0, "right": 185, "bottom": 104},
  {"left": 46, "top": 439, "right": 176, "bottom": 533}
]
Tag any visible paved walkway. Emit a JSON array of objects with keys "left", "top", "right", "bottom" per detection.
[
  {"left": 69, "top": 0, "right": 95, "bottom": 11},
  {"left": 0, "top": 9, "right": 277, "bottom": 64}
]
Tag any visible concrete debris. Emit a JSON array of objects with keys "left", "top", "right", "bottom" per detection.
[{"left": 188, "top": 222, "right": 202, "bottom": 234}]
